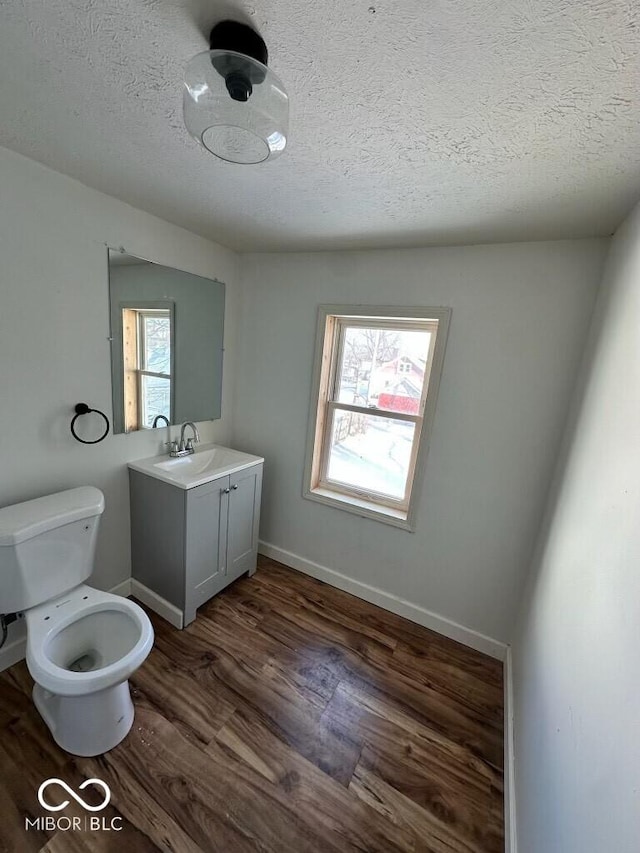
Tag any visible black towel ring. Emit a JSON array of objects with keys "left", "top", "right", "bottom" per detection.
[{"left": 70, "top": 403, "right": 110, "bottom": 445}]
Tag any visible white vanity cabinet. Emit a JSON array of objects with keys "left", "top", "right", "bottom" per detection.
[{"left": 128, "top": 446, "right": 263, "bottom": 628}]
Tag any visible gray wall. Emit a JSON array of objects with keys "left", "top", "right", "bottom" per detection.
[
  {"left": 235, "top": 240, "right": 607, "bottom": 643},
  {"left": 0, "top": 146, "right": 239, "bottom": 654},
  {"left": 512, "top": 202, "right": 640, "bottom": 851}
]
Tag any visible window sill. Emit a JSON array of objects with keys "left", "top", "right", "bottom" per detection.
[{"left": 304, "top": 486, "right": 414, "bottom": 531}]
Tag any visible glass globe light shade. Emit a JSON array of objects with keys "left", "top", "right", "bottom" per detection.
[{"left": 183, "top": 49, "right": 288, "bottom": 164}]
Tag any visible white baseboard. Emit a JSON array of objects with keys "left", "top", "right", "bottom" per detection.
[
  {"left": 130, "top": 579, "right": 183, "bottom": 630},
  {"left": 1, "top": 577, "right": 138, "bottom": 673},
  {"left": 504, "top": 646, "right": 517, "bottom": 853},
  {"left": 258, "top": 541, "right": 506, "bottom": 661},
  {"left": 110, "top": 578, "right": 132, "bottom": 598}
]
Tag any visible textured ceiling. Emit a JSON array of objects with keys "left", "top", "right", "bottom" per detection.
[{"left": 1, "top": 0, "right": 639, "bottom": 251}]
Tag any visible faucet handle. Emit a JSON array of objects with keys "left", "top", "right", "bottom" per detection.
[
  {"left": 186, "top": 437, "right": 197, "bottom": 451},
  {"left": 165, "top": 440, "right": 179, "bottom": 455}
]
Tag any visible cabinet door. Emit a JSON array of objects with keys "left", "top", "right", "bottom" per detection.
[
  {"left": 184, "top": 476, "right": 230, "bottom": 625},
  {"left": 227, "top": 465, "right": 262, "bottom": 581}
]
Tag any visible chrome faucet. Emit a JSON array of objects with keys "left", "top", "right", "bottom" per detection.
[
  {"left": 163, "top": 422, "right": 199, "bottom": 457},
  {"left": 179, "top": 422, "right": 200, "bottom": 454}
]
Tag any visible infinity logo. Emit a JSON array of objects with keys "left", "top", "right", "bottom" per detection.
[{"left": 37, "top": 778, "right": 111, "bottom": 813}]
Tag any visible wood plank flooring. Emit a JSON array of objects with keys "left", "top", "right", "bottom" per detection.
[{"left": 0, "top": 556, "right": 504, "bottom": 852}]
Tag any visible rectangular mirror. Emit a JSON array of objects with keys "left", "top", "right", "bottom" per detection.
[{"left": 108, "top": 250, "right": 225, "bottom": 434}]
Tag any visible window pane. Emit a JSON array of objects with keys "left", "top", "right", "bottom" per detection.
[
  {"left": 140, "top": 375, "right": 171, "bottom": 428},
  {"left": 335, "top": 326, "right": 431, "bottom": 415},
  {"left": 143, "top": 314, "right": 171, "bottom": 374},
  {"left": 325, "top": 409, "right": 415, "bottom": 500}
]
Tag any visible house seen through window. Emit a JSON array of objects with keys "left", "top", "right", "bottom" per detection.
[{"left": 305, "top": 306, "right": 450, "bottom": 529}]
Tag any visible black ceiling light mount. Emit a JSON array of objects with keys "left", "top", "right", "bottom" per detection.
[
  {"left": 210, "top": 21, "right": 267, "bottom": 102},
  {"left": 183, "top": 20, "right": 289, "bottom": 164}
]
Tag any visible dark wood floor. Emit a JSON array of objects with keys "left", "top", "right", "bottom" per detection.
[{"left": 0, "top": 557, "right": 504, "bottom": 852}]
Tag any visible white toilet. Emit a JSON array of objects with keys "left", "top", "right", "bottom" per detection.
[{"left": 0, "top": 486, "right": 154, "bottom": 756}]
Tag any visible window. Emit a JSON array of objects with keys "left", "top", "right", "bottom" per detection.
[
  {"left": 122, "top": 306, "right": 173, "bottom": 431},
  {"left": 304, "top": 306, "right": 450, "bottom": 529}
]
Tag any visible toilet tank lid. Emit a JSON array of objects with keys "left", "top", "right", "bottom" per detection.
[{"left": 0, "top": 487, "right": 105, "bottom": 546}]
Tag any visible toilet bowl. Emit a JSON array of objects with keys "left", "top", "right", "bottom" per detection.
[
  {"left": 26, "top": 585, "right": 154, "bottom": 755},
  {"left": 0, "top": 486, "right": 154, "bottom": 756}
]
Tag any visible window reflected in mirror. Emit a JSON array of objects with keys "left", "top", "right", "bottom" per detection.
[
  {"left": 122, "top": 307, "right": 173, "bottom": 431},
  {"left": 108, "top": 249, "right": 225, "bottom": 435}
]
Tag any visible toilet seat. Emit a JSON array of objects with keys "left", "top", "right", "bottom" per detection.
[{"left": 25, "top": 584, "right": 153, "bottom": 697}]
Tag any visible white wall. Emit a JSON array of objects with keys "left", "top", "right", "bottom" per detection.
[
  {"left": 511, "top": 203, "right": 640, "bottom": 851},
  {"left": 0, "top": 146, "right": 238, "bottom": 651},
  {"left": 235, "top": 241, "right": 607, "bottom": 644}
]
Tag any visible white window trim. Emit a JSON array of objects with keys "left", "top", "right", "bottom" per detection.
[{"left": 303, "top": 305, "right": 451, "bottom": 531}]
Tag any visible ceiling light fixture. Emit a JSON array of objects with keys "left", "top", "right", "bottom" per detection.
[{"left": 183, "top": 20, "right": 289, "bottom": 165}]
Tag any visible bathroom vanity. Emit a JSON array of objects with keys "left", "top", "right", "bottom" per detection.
[{"left": 128, "top": 444, "right": 263, "bottom": 627}]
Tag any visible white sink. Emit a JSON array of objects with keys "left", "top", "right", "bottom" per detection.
[
  {"left": 154, "top": 448, "right": 220, "bottom": 475},
  {"left": 128, "top": 443, "right": 263, "bottom": 490}
]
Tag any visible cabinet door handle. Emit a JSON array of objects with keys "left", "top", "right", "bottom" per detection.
[
  {"left": 222, "top": 487, "right": 230, "bottom": 494},
  {"left": 231, "top": 484, "right": 239, "bottom": 490}
]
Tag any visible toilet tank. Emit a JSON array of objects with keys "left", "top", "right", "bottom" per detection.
[{"left": 0, "top": 487, "right": 105, "bottom": 613}]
